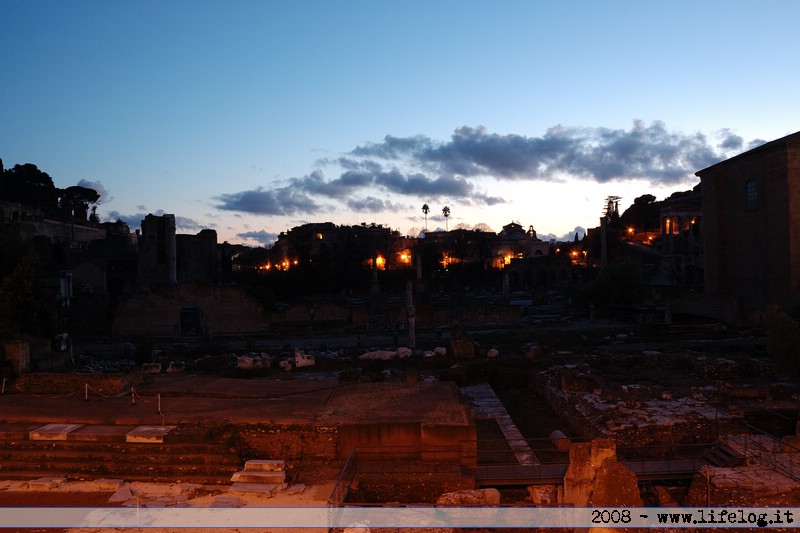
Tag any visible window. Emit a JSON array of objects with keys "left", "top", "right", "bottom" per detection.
[{"left": 745, "top": 180, "right": 758, "bottom": 210}]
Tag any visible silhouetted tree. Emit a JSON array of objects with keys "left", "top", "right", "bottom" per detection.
[
  {"left": 422, "top": 203, "right": 429, "bottom": 232},
  {"left": 0, "top": 247, "right": 59, "bottom": 339},
  {"left": 442, "top": 206, "right": 450, "bottom": 231},
  {"left": 0, "top": 163, "right": 59, "bottom": 211},
  {"left": 60, "top": 185, "right": 100, "bottom": 221},
  {"left": 620, "top": 193, "right": 659, "bottom": 232}
]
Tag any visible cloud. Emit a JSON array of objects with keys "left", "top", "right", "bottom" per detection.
[
  {"left": 346, "top": 121, "right": 746, "bottom": 185},
  {"left": 345, "top": 196, "right": 411, "bottom": 214},
  {"left": 236, "top": 230, "right": 278, "bottom": 246},
  {"left": 212, "top": 121, "right": 754, "bottom": 220},
  {"left": 541, "top": 225, "right": 587, "bottom": 242},
  {"left": 214, "top": 186, "right": 321, "bottom": 216},
  {"left": 290, "top": 169, "right": 373, "bottom": 199},
  {"left": 76, "top": 179, "right": 112, "bottom": 204}
]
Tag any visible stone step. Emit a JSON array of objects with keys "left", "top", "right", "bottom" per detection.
[
  {"left": 0, "top": 422, "right": 241, "bottom": 484},
  {"left": 0, "top": 423, "right": 44, "bottom": 440},
  {"left": 230, "top": 469, "right": 286, "bottom": 484},
  {"left": 243, "top": 459, "right": 285, "bottom": 472},
  {"left": 69, "top": 425, "right": 138, "bottom": 442},
  {"left": 0, "top": 439, "right": 236, "bottom": 455},
  {"left": 0, "top": 447, "right": 241, "bottom": 467},
  {"left": 229, "top": 482, "right": 283, "bottom": 496},
  {"left": 0, "top": 423, "right": 183, "bottom": 444},
  {"left": 704, "top": 444, "right": 746, "bottom": 467},
  {"left": 0, "top": 463, "right": 238, "bottom": 485}
]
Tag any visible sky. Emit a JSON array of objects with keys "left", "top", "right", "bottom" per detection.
[{"left": 2, "top": 0, "right": 799, "bottom": 247}]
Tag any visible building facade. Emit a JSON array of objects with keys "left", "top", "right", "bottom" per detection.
[{"left": 696, "top": 131, "right": 800, "bottom": 322}]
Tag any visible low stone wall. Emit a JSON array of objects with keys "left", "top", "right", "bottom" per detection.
[{"left": 13, "top": 372, "right": 144, "bottom": 396}]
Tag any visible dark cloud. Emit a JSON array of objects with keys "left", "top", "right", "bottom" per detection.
[
  {"left": 472, "top": 192, "right": 507, "bottom": 206},
  {"left": 347, "top": 121, "right": 744, "bottom": 185},
  {"left": 76, "top": 179, "right": 112, "bottom": 204},
  {"left": 214, "top": 186, "right": 320, "bottom": 215},
  {"left": 717, "top": 129, "right": 743, "bottom": 151},
  {"left": 290, "top": 169, "right": 373, "bottom": 198},
  {"left": 376, "top": 170, "right": 475, "bottom": 197},
  {"left": 351, "top": 134, "right": 434, "bottom": 159},
  {"left": 345, "top": 196, "right": 410, "bottom": 213},
  {"left": 172, "top": 214, "right": 205, "bottom": 232},
  {"left": 236, "top": 230, "right": 278, "bottom": 246},
  {"left": 104, "top": 210, "right": 140, "bottom": 228}
]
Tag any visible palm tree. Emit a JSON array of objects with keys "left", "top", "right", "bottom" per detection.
[
  {"left": 422, "top": 204, "right": 429, "bottom": 232},
  {"left": 442, "top": 206, "right": 450, "bottom": 231}
]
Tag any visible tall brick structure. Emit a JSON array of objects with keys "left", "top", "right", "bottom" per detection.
[
  {"left": 697, "top": 131, "right": 800, "bottom": 324},
  {"left": 137, "top": 213, "right": 177, "bottom": 290}
]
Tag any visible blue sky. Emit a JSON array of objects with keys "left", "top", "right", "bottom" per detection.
[{"left": 2, "top": 0, "right": 799, "bottom": 246}]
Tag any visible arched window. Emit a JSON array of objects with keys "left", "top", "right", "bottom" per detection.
[{"left": 745, "top": 180, "right": 758, "bottom": 210}]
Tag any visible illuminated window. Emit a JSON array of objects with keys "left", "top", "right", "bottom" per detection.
[{"left": 745, "top": 180, "right": 758, "bottom": 210}]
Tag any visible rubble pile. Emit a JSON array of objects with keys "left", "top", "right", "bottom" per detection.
[
  {"left": 685, "top": 435, "right": 800, "bottom": 506},
  {"left": 536, "top": 361, "right": 743, "bottom": 446}
]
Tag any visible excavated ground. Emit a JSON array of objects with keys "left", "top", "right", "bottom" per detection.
[{"left": 1, "top": 318, "right": 797, "bottom": 508}]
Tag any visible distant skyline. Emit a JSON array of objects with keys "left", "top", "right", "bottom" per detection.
[{"left": 2, "top": 1, "right": 799, "bottom": 246}]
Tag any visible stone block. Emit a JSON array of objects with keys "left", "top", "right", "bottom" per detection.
[
  {"left": 243, "top": 459, "right": 285, "bottom": 472},
  {"left": 229, "top": 482, "right": 278, "bottom": 496},
  {"left": 30, "top": 423, "right": 83, "bottom": 441},
  {"left": 126, "top": 425, "right": 176, "bottom": 443},
  {"left": 27, "top": 477, "right": 66, "bottom": 490}
]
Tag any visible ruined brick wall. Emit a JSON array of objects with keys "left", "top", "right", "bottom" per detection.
[
  {"left": 234, "top": 424, "right": 338, "bottom": 461},
  {"left": 113, "top": 284, "right": 269, "bottom": 336},
  {"left": 685, "top": 465, "right": 800, "bottom": 506},
  {"left": 269, "top": 301, "right": 352, "bottom": 327}
]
